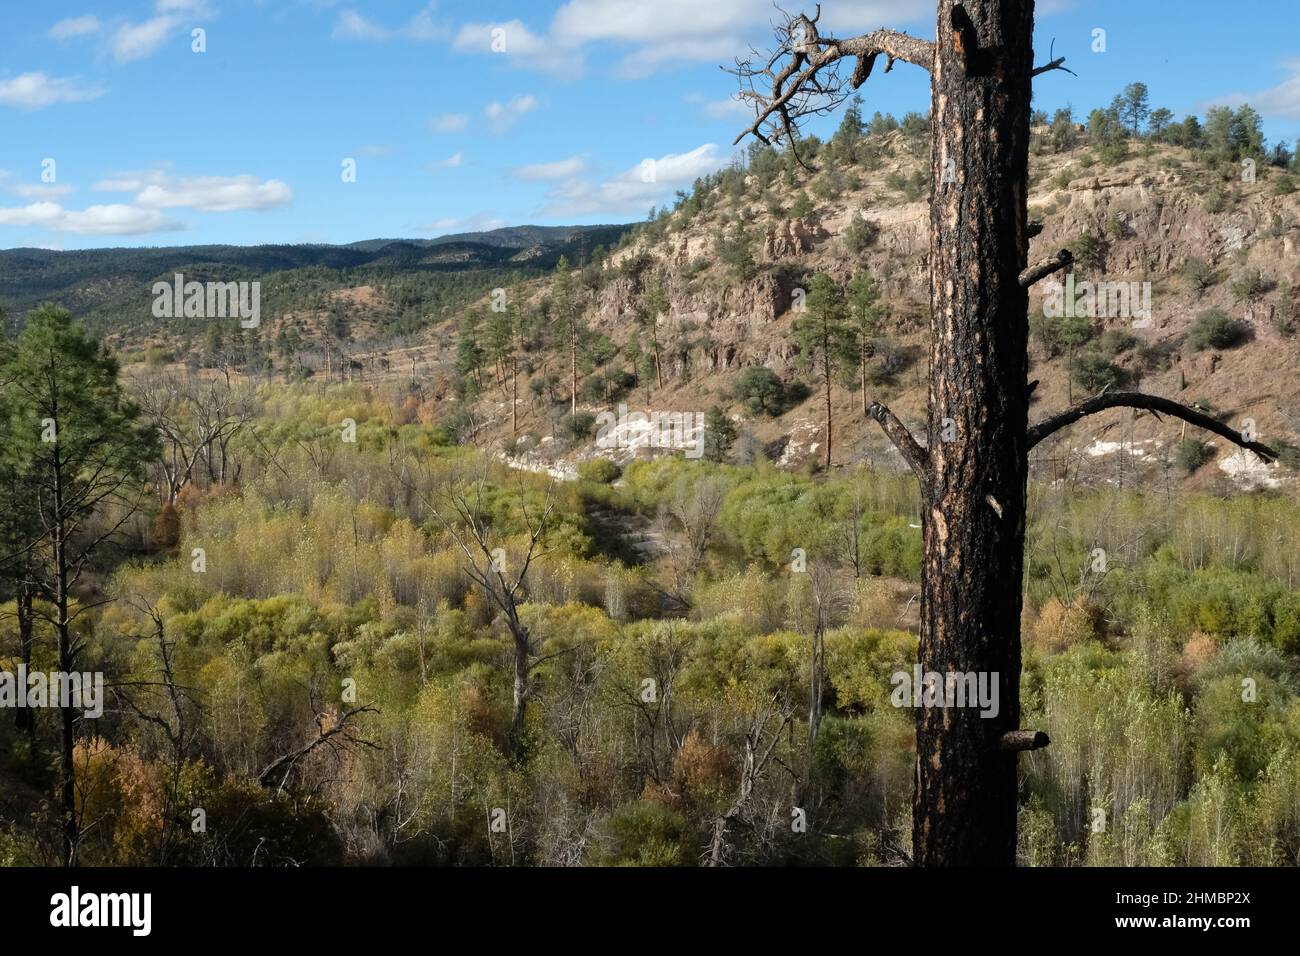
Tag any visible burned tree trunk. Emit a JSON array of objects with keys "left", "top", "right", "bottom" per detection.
[{"left": 914, "top": 0, "right": 1034, "bottom": 865}]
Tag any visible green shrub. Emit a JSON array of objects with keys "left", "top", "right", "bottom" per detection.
[
  {"left": 560, "top": 411, "right": 598, "bottom": 439},
  {"left": 1069, "top": 231, "right": 1106, "bottom": 272},
  {"left": 844, "top": 214, "right": 878, "bottom": 253},
  {"left": 1098, "top": 328, "right": 1138, "bottom": 356},
  {"left": 1177, "top": 438, "right": 1213, "bottom": 473},
  {"left": 1230, "top": 270, "right": 1271, "bottom": 302},
  {"left": 1098, "top": 138, "right": 1129, "bottom": 165},
  {"left": 577, "top": 458, "right": 622, "bottom": 483},
  {"left": 1202, "top": 184, "right": 1228, "bottom": 213},
  {"left": 1070, "top": 352, "right": 1123, "bottom": 392},
  {"left": 733, "top": 366, "right": 790, "bottom": 416},
  {"left": 589, "top": 801, "right": 693, "bottom": 866},
  {"left": 1275, "top": 441, "right": 1300, "bottom": 471},
  {"left": 1179, "top": 257, "right": 1219, "bottom": 294},
  {"left": 1186, "top": 309, "right": 1249, "bottom": 350}
]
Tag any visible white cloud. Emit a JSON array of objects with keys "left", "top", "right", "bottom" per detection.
[
  {"left": 332, "top": 10, "right": 390, "bottom": 41},
  {"left": 451, "top": 1, "right": 928, "bottom": 78},
  {"left": 49, "top": 15, "right": 101, "bottom": 40},
  {"left": 333, "top": 4, "right": 446, "bottom": 42},
  {"left": 94, "top": 171, "right": 294, "bottom": 212},
  {"left": 485, "top": 94, "right": 539, "bottom": 132},
  {"left": 540, "top": 143, "right": 727, "bottom": 217},
  {"left": 0, "top": 172, "right": 75, "bottom": 201},
  {"left": 511, "top": 155, "right": 588, "bottom": 181},
  {"left": 617, "top": 37, "right": 744, "bottom": 79},
  {"left": 111, "top": 16, "right": 182, "bottom": 63},
  {"left": 553, "top": 0, "right": 927, "bottom": 42},
  {"left": 1212, "top": 59, "right": 1300, "bottom": 121},
  {"left": 0, "top": 201, "right": 182, "bottom": 235},
  {"left": 451, "top": 19, "right": 574, "bottom": 75},
  {"left": 110, "top": 1, "right": 213, "bottom": 63},
  {"left": 429, "top": 113, "right": 469, "bottom": 133},
  {"left": 437, "top": 152, "right": 464, "bottom": 169},
  {"left": 0, "top": 72, "right": 106, "bottom": 110},
  {"left": 692, "top": 94, "right": 750, "bottom": 120}
]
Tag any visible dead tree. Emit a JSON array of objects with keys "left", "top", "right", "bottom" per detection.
[
  {"left": 404, "top": 460, "right": 555, "bottom": 758},
  {"left": 133, "top": 371, "right": 253, "bottom": 503},
  {"left": 706, "top": 694, "right": 792, "bottom": 866},
  {"left": 731, "top": 2, "right": 1277, "bottom": 865}
]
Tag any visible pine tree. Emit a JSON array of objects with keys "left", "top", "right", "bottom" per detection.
[
  {"left": 842, "top": 269, "right": 883, "bottom": 414},
  {"left": 2, "top": 305, "right": 158, "bottom": 864},
  {"left": 636, "top": 274, "right": 668, "bottom": 390},
  {"left": 795, "top": 273, "right": 851, "bottom": 469},
  {"left": 550, "top": 256, "right": 587, "bottom": 416}
]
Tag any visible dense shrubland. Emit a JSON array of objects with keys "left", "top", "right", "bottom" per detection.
[{"left": 3, "top": 364, "right": 1299, "bottom": 867}]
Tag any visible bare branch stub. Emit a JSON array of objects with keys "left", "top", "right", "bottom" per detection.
[
  {"left": 1019, "top": 249, "right": 1073, "bottom": 288},
  {"left": 1028, "top": 390, "right": 1280, "bottom": 462},
  {"left": 727, "top": 8, "right": 934, "bottom": 163},
  {"left": 868, "top": 401, "right": 929, "bottom": 483},
  {"left": 1000, "top": 729, "right": 1050, "bottom": 752}
]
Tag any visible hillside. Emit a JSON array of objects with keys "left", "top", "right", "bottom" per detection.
[
  {"left": 0, "top": 223, "right": 631, "bottom": 348},
  {"left": 465, "top": 120, "right": 1300, "bottom": 491},
  {"left": 3, "top": 115, "right": 1298, "bottom": 492}
]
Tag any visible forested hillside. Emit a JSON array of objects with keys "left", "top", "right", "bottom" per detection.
[{"left": 0, "top": 224, "right": 629, "bottom": 349}]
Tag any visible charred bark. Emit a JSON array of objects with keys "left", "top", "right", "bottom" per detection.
[{"left": 914, "top": 0, "right": 1035, "bottom": 866}]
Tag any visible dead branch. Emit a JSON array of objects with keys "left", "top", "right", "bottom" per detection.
[
  {"left": 1031, "top": 40, "right": 1076, "bottom": 78},
  {"left": 257, "top": 703, "right": 379, "bottom": 792},
  {"left": 999, "top": 729, "right": 1050, "bottom": 751},
  {"left": 1028, "top": 391, "right": 1279, "bottom": 462},
  {"left": 728, "top": 6, "right": 933, "bottom": 160}
]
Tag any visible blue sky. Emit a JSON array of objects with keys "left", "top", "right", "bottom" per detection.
[{"left": 2, "top": 0, "right": 1298, "bottom": 250}]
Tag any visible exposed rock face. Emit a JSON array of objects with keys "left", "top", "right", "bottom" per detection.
[
  {"left": 595, "top": 268, "right": 796, "bottom": 374},
  {"left": 568, "top": 137, "right": 1300, "bottom": 474},
  {"left": 763, "top": 218, "right": 828, "bottom": 259}
]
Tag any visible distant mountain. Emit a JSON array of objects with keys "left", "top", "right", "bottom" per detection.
[
  {"left": 346, "top": 224, "right": 627, "bottom": 252},
  {"left": 0, "top": 224, "right": 633, "bottom": 336}
]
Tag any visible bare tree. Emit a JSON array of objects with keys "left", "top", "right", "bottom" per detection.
[
  {"left": 660, "top": 474, "right": 728, "bottom": 597},
  {"left": 403, "top": 458, "right": 555, "bottom": 757},
  {"left": 707, "top": 693, "right": 793, "bottom": 866},
  {"left": 257, "top": 690, "right": 379, "bottom": 792},
  {"left": 731, "top": 2, "right": 1276, "bottom": 865},
  {"left": 133, "top": 371, "right": 253, "bottom": 503},
  {"left": 787, "top": 561, "right": 847, "bottom": 757}
]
